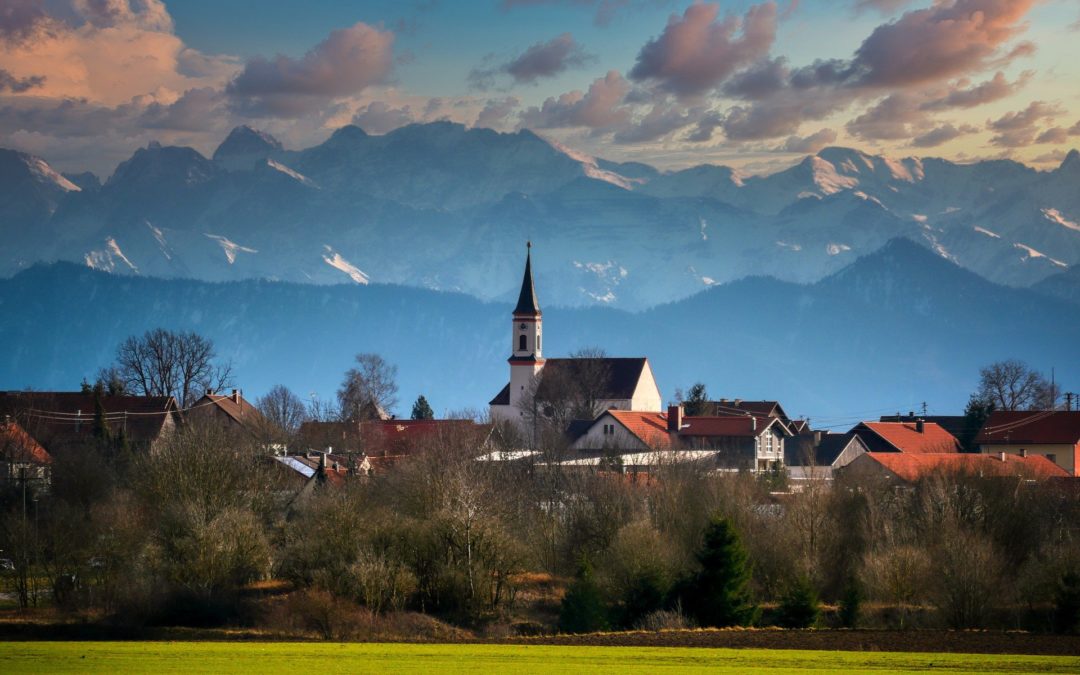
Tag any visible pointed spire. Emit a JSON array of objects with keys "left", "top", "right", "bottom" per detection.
[{"left": 513, "top": 241, "right": 541, "bottom": 315}]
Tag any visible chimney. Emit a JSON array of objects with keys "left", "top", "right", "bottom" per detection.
[
  {"left": 319, "top": 451, "right": 327, "bottom": 469},
  {"left": 667, "top": 405, "right": 683, "bottom": 432},
  {"left": 908, "top": 410, "right": 915, "bottom": 418},
  {"left": 998, "top": 451, "right": 1006, "bottom": 462},
  {"left": 915, "top": 419, "right": 925, "bottom": 433},
  {"left": 232, "top": 389, "right": 241, "bottom": 404},
  {"left": 734, "top": 398, "right": 742, "bottom": 406},
  {"left": 1019, "top": 449, "right": 1027, "bottom": 458},
  {"left": 720, "top": 398, "right": 728, "bottom": 405},
  {"left": 751, "top": 416, "right": 757, "bottom": 432},
  {"left": 207, "top": 388, "right": 213, "bottom": 396}
]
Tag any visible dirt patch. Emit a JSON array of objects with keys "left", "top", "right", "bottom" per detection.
[{"left": 504, "top": 628, "right": 1080, "bottom": 656}]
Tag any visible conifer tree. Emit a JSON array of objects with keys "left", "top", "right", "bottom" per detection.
[
  {"left": 684, "top": 515, "right": 756, "bottom": 627},
  {"left": 410, "top": 395, "right": 434, "bottom": 420},
  {"left": 558, "top": 560, "right": 609, "bottom": 634},
  {"left": 775, "top": 576, "right": 820, "bottom": 628}
]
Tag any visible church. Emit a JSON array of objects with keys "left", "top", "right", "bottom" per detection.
[{"left": 488, "top": 245, "right": 662, "bottom": 428}]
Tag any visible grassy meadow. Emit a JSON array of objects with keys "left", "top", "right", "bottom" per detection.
[{"left": 1, "top": 642, "right": 1079, "bottom": 674}]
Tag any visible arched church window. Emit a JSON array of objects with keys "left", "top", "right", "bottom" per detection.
[{"left": 519, "top": 334, "right": 527, "bottom": 351}]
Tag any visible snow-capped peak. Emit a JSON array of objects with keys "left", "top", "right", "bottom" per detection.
[
  {"left": 322, "top": 246, "right": 370, "bottom": 284},
  {"left": 27, "top": 156, "right": 80, "bottom": 192},
  {"left": 545, "top": 138, "right": 639, "bottom": 190}
]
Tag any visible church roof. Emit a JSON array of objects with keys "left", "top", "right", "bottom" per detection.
[
  {"left": 489, "top": 357, "right": 650, "bottom": 406},
  {"left": 513, "top": 246, "right": 541, "bottom": 316}
]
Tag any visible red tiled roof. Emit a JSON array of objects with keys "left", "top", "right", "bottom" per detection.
[
  {"left": 854, "top": 421, "right": 960, "bottom": 454},
  {"left": 607, "top": 411, "right": 672, "bottom": 449},
  {"left": 975, "top": 411, "right": 1080, "bottom": 445},
  {"left": 861, "top": 452, "right": 1067, "bottom": 482},
  {"left": 0, "top": 421, "right": 52, "bottom": 465},
  {"left": 679, "top": 415, "right": 783, "bottom": 439}
]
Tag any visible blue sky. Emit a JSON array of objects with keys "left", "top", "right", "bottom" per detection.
[{"left": 2, "top": 0, "right": 1078, "bottom": 175}]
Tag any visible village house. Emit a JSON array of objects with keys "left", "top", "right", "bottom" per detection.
[
  {"left": 188, "top": 389, "right": 267, "bottom": 439},
  {"left": 566, "top": 405, "right": 789, "bottom": 473},
  {"left": 849, "top": 420, "right": 961, "bottom": 454},
  {"left": 299, "top": 418, "right": 486, "bottom": 472},
  {"left": 0, "top": 418, "right": 53, "bottom": 495},
  {"left": 786, "top": 432, "right": 870, "bottom": 483},
  {"left": 488, "top": 245, "right": 662, "bottom": 431},
  {"left": 0, "top": 391, "right": 179, "bottom": 455},
  {"left": 974, "top": 410, "right": 1080, "bottom": 476},
  {"left": 840, "top": 451, "right": 1068, "bottom": 484}
]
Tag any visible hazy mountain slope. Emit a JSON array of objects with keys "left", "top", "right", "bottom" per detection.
[{"left": 2, "top": 240, "right": 1076, "bottom": 419}]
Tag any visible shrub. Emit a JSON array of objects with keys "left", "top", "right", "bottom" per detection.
[
  {"left": 558, "top": 561, "right": 609, "bottom": 634},
  {"left": 635, "top": 608, "right": 693, "bottom": 632},
  {"left": 1053, "top": 571, "right": 1080, "bottom": 635},
  {"left": 774, "top": 577, "right": 820, "bottom": 629}
]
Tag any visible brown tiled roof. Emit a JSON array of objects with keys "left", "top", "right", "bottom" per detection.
[
  {"left": 679, "top": 415, "right": 785, "bottom": 439},
  {"left": 860, "top": 452, "right": 1067, "bottom": 481},
  {"left": 0, "top": 391, "right": 178, "bottom": 451},
  {"left": 852, "top": 421, "right": 960, "bottom": 454},
  {"left": 975, "top": 411, "right": 1080, "bottom": 445},
  {"left": 702, "top": 400, "right": 791, "bottom": 422},
  {"left": 607, "top": 410, "right": 672, "bottom": 449},
  {"left": 197, "top": 393, "right": 265, "bottom": 429},
  {"left": 0, "top": 421, "right": 52, "bottom": 465}
]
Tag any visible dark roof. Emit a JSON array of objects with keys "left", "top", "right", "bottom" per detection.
[
  {"left": 697, "top": 400, "right": 792, "bottom": 423},
  {"left": 490, "top": 357, "right": 650, "bottom": 407},
  {"left": 513, "top": 246, "right": 541, "bottom": 316},
  {"left": 565, "top": 419, "right": 594, "bottom": 443},
  {"left": 815, "top": 433, "right": 866, "bottom": 466},
  {"left": 975, "top": 411, "right": 1080, "bottom": 445},
  {"left": 537, "top": 358, "right": 648, "bottom": 400},
  {"left": 0, "top": 391, "right": 178, "bottom": 451},
  {"left": 300, "top": 419, "right": 484, "bottom": 456},
  {"left": 879, "top": 415, "right": 977, "bottom": 441},
  {"left": 489, "top": 383, "right": 510, "bottom": 406},
  {"left": 679, "top": 415, "right": 786, "bottom": 439}
]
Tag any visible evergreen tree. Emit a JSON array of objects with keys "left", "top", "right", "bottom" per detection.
[
  {"left": 91, "top": 391, "right": 112, "bottom": 445},
  {"left": 682, "top": 383, "right": 709, "bottom": 416},
  {"left": 558, "top": 560, "right": 609, "bottom": 634},
  {"left": 960, "top": 394, "right": 995, "bottom": 451},
  {"left": 838, "top": 578, "right": 862, "bottom": 629},
  {"left": 410, "top": 395, "right": 435, "bottom": 420},
  {"left": 683, "top": 515, "right": 756, "bottom": 627},
  {"left": 774, "top": 576, "right": 820, "bottom": 628},
  {"left": 616, "top": 567, "right": 668, "bottom": 629}
]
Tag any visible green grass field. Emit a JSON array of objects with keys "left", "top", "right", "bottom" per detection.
[{"left": 0, "top": 642, "right": 1078, "bottom": 674}]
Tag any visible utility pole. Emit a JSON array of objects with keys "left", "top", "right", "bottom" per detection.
[
  {"left": 921, "top": 401, "right": 928, "bottom": 417},
  {"left": 1066, "top": 392, "right": 1075, "bottom": 412}
]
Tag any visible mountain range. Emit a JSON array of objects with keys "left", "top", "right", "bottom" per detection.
[
  {"left": 2, "top": 239, "right": 1076, "bottom": 419},
  {"left": 2, "top": 122, "right": 1079, "bottom": 309}
]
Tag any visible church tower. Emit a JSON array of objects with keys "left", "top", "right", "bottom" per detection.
[{"left": 508, "top": 242, "right": 544, "bottom": 413}]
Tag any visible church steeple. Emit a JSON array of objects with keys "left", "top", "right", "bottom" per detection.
[{"left": 513, "top": 241, "right": 541, "bottom": 316}]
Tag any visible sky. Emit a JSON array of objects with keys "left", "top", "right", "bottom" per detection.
[{"left": 1, "top": 0, "right": 1079, "bottom": 177}]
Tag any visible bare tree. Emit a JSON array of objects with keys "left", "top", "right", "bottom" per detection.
[
  {"left": 257, "top": 385, "right": 307, "bottom": 436},
  {"left": 976, "top": 360, "right": 1052, "bottom": 411},
  {"left": 113, "top": 328, "right": 232, "bottom": 407},
  {"left": 337, "top": 353, "right": 399, "bottom": 421}
]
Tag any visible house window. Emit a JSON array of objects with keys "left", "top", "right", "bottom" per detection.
[
  {"left": 519, "top": 334, "right": 527, "bottom": 351},
  {"left": 603, "top": 423, "right": 615, "bottom": 436}
]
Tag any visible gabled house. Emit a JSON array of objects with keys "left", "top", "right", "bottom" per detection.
[
  {"left": 568, "top": 405, "right": 789, "bottom": 473},
  {"left": 850, "top": 420, "right": 961, "bottom": 454},
  {"left": 974, "top": 411, "right": 1080, "bottom": 475},
  {"left": 0, "top": 391, "right": 179, "bottom": 455},
  {"left": 0, "top": 419, "right": 53, "bottom": 494},
  {"left": 188, "top": 389, "right": 267, "bottom": 439},
  {"left": 841, "top": 451, "right": 1068, "bottom": 484},
  {"left": 700, "top": 399, "right": 792, "bottom": 425},
  {"left": 786, "top": 432, "right": 869, "bottom": 482}
]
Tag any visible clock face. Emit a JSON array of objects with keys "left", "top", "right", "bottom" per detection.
[{"left": 519, "top": 323, "right": 526, "bottom": 329}]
